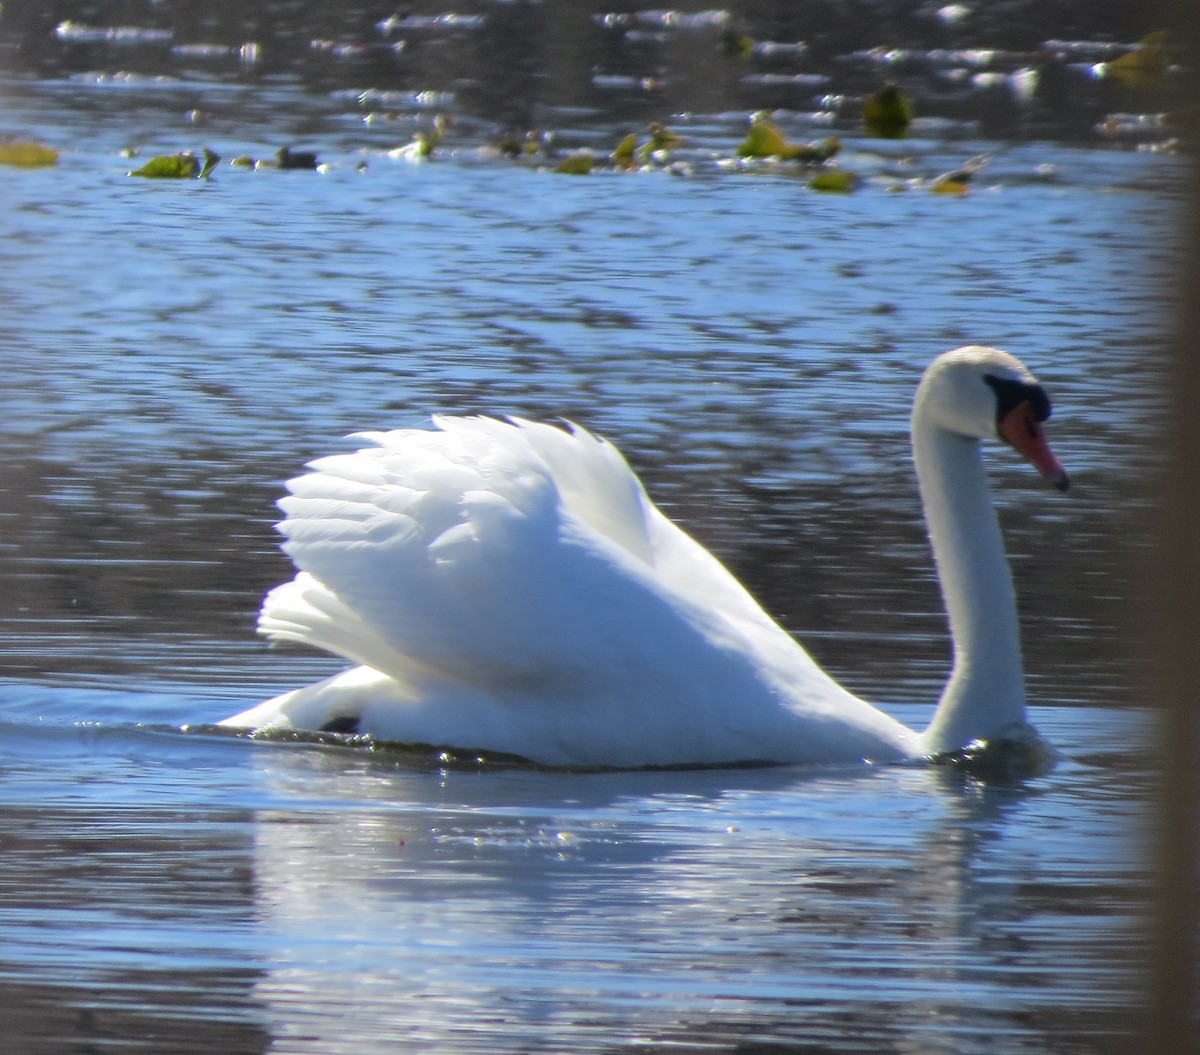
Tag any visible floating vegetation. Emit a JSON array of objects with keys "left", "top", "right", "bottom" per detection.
[
  {"left": 738, "top": 113, "right": 840, "bottom": 163},
  {"left": 1098, "top": 31, "right": 1171, "bottom": 90},
  {"left": 611, "top": 121, "right": 685, "bottom": 169},
  {"left": 863, "top": 83, "right": 914, "bottom": 139},
  {"left": 809, "top": 168, "right": 857, "bottom": 193},
  {"left": 500, "top": 123, "right": 690, "bottom": 176},
  {"left": 612, "top": 132, "right": 640, "bottom": 169},
  {"left": 23, "top": 4, "right": 1189, "bottom": 160},
  {"left": 554, "top": 152, "right": 596, "bottom": 175},
  {"left": 128, "top": 148, "right": 219, "bottom": 179},
  {"left": 9, "top": 8, "right": 1188, "bottom": 194},
  {"left": 491, "top": 130, "right": 555, "bottom": 160},
  {"left": 0, "top": 141, "right": 59, "bottom": 167}
]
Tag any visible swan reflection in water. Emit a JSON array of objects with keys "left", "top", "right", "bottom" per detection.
[
  {"left": 223, "top": 347, "right": 1067, "bottom": 769},
  {"left": 237, "top": 742, "right": 1071, "bottom": 1054}
]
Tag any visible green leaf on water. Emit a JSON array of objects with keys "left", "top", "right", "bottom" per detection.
[
  {"left": 198, "top": 148, "right": 219, "bottom": 179},
  {"left": 612, "top": 133, "right": 639, "bottom": 169},
  {"left": 129, "top": 148, "right": 219, "bottom": 179},
  {"left": 554, "top": 153, "right": 595, "bottom": 175},
  {"left": 738, "top": 116, "right": 840, "bottom": 163},
  {"left": 809, "top": 169, "right": 857, "bottom": 193},
  {"left": 1106, "top": 31, "right": 1170, "bottom": 89},
  {"left": 738, "top": 115, "right": 791, "bottom": 158},
  {"left": 863, "top": 83, "right": 914, "bottom": 139},
  {"left": 643, "top": 121, "right": 683, "bottom": 156},
  {"left": 0, "top": 141, "right": 59, "bottom": 167},
  {"left": 130, "top": 153, "right": 199, "bottom": 178},
  {"left": 419, "top": 114, "right": 450, "bottom": 157}
]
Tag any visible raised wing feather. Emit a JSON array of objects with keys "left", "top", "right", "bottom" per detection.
[{"left": 259, "top": 418, "right": 812, "bottom": 698}]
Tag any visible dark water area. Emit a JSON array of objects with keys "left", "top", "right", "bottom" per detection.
[
  {"left": 0, "top": 0, "right": 1190, "bottom": 154},
  {"left": 0, "top": 0, "right": 1194, "bottom": 1052}
]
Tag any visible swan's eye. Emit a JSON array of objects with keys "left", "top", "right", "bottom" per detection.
[{"left": 984, "top": 375, "right": 1052, "bottom": 425}]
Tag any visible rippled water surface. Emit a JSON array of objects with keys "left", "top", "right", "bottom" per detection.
[{"left": 0, "top": 0, "right": 1191, "bottom": 1051}]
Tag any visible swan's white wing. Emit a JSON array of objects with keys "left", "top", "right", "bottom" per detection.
[
  {"left": 257, "top": 572, "right": 421, "bottom": 691},
  {"left": 259, "top": 418, "right": 789, "bottom": 693},
  {"left": 490, "top": 416, "right": 655, "bottom": 565},
  {"left": 506, "top": 417, "right": 794, "bottom": 643}
]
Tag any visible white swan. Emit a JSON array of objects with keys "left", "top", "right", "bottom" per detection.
[{"left": 221, "top": 346, "right": 1068, "bottom": 767}]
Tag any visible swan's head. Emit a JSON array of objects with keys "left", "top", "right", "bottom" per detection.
[{"left": 915, "top": 346, "right": 1069, "bottom": 490}]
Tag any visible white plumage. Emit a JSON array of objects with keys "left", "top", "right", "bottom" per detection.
[{"left": 222, "top": 347, "right": 1066, "bottom": 768}]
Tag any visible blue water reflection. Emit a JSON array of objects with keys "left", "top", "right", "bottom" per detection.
[{"left": 0, "top": 696, "right": 1150, "bottom": 1053}]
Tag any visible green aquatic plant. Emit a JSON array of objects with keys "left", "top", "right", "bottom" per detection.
[
  {"left": 554, "top": 152, "right": 595, "bottom": 175},
  {"left": 644, "top": 121, "right": 683, "bottom": 155},
  {"left": 1105, "top": 31, "right": 1170, "bottom": 89},
  {"left": 863, "top": 83, "right": 914, "bottom": 139},
  {"left": 493, "top": 130, "right": 553, "bottom": 160},
  {"left": 612, "top": 122, "right": 685, "bottom": 169},
  {"left": 738, "top": 115, "right": 840, "bottom": 163},
  {"left": 418, "top": 114, "right": 450, "bottom": 157},
  {"left": 0, "top": 141, "right": 59, "bottom": 167},
  {"left": 809, "top": 169, "right": 857, "bottom": 193},
  {"left": 129, "top": 148, "right": 219, "bottom": 179},
  {"left": 130, "top": 153, "right": 198, "bottom": 178},
  {"left": 737, "top": 114, "right": 789, "bottom": 157},
  {"left": 198, "top": 149, "right": 220, "bottom": 178},
  {"left": 612, "top": 132, "right": 640, "bottom": 170}
]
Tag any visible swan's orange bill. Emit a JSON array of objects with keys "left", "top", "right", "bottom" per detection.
[{"left": 999, "top": 402, "right": 1069, "bottom": 491}]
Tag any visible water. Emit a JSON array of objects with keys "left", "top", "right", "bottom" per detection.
[
  {"left": 0, "top": 703, "right": 1154, "bottom": 1054},
  {"left": 0, "top": 1, "right": 1191, "bottom": 1051}
]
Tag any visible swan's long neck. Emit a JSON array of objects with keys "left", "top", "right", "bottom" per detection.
[{"left": 912, "top": 414, "right": 1027, "bottom": 754}]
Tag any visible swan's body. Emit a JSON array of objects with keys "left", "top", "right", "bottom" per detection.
[{"left": 222, "top": 346, "right": 1067, "bottom": 767}]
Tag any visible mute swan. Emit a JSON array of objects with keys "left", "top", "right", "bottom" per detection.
[{"left": 221, "top": 346, "right": 1067, "bottom": 768}]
